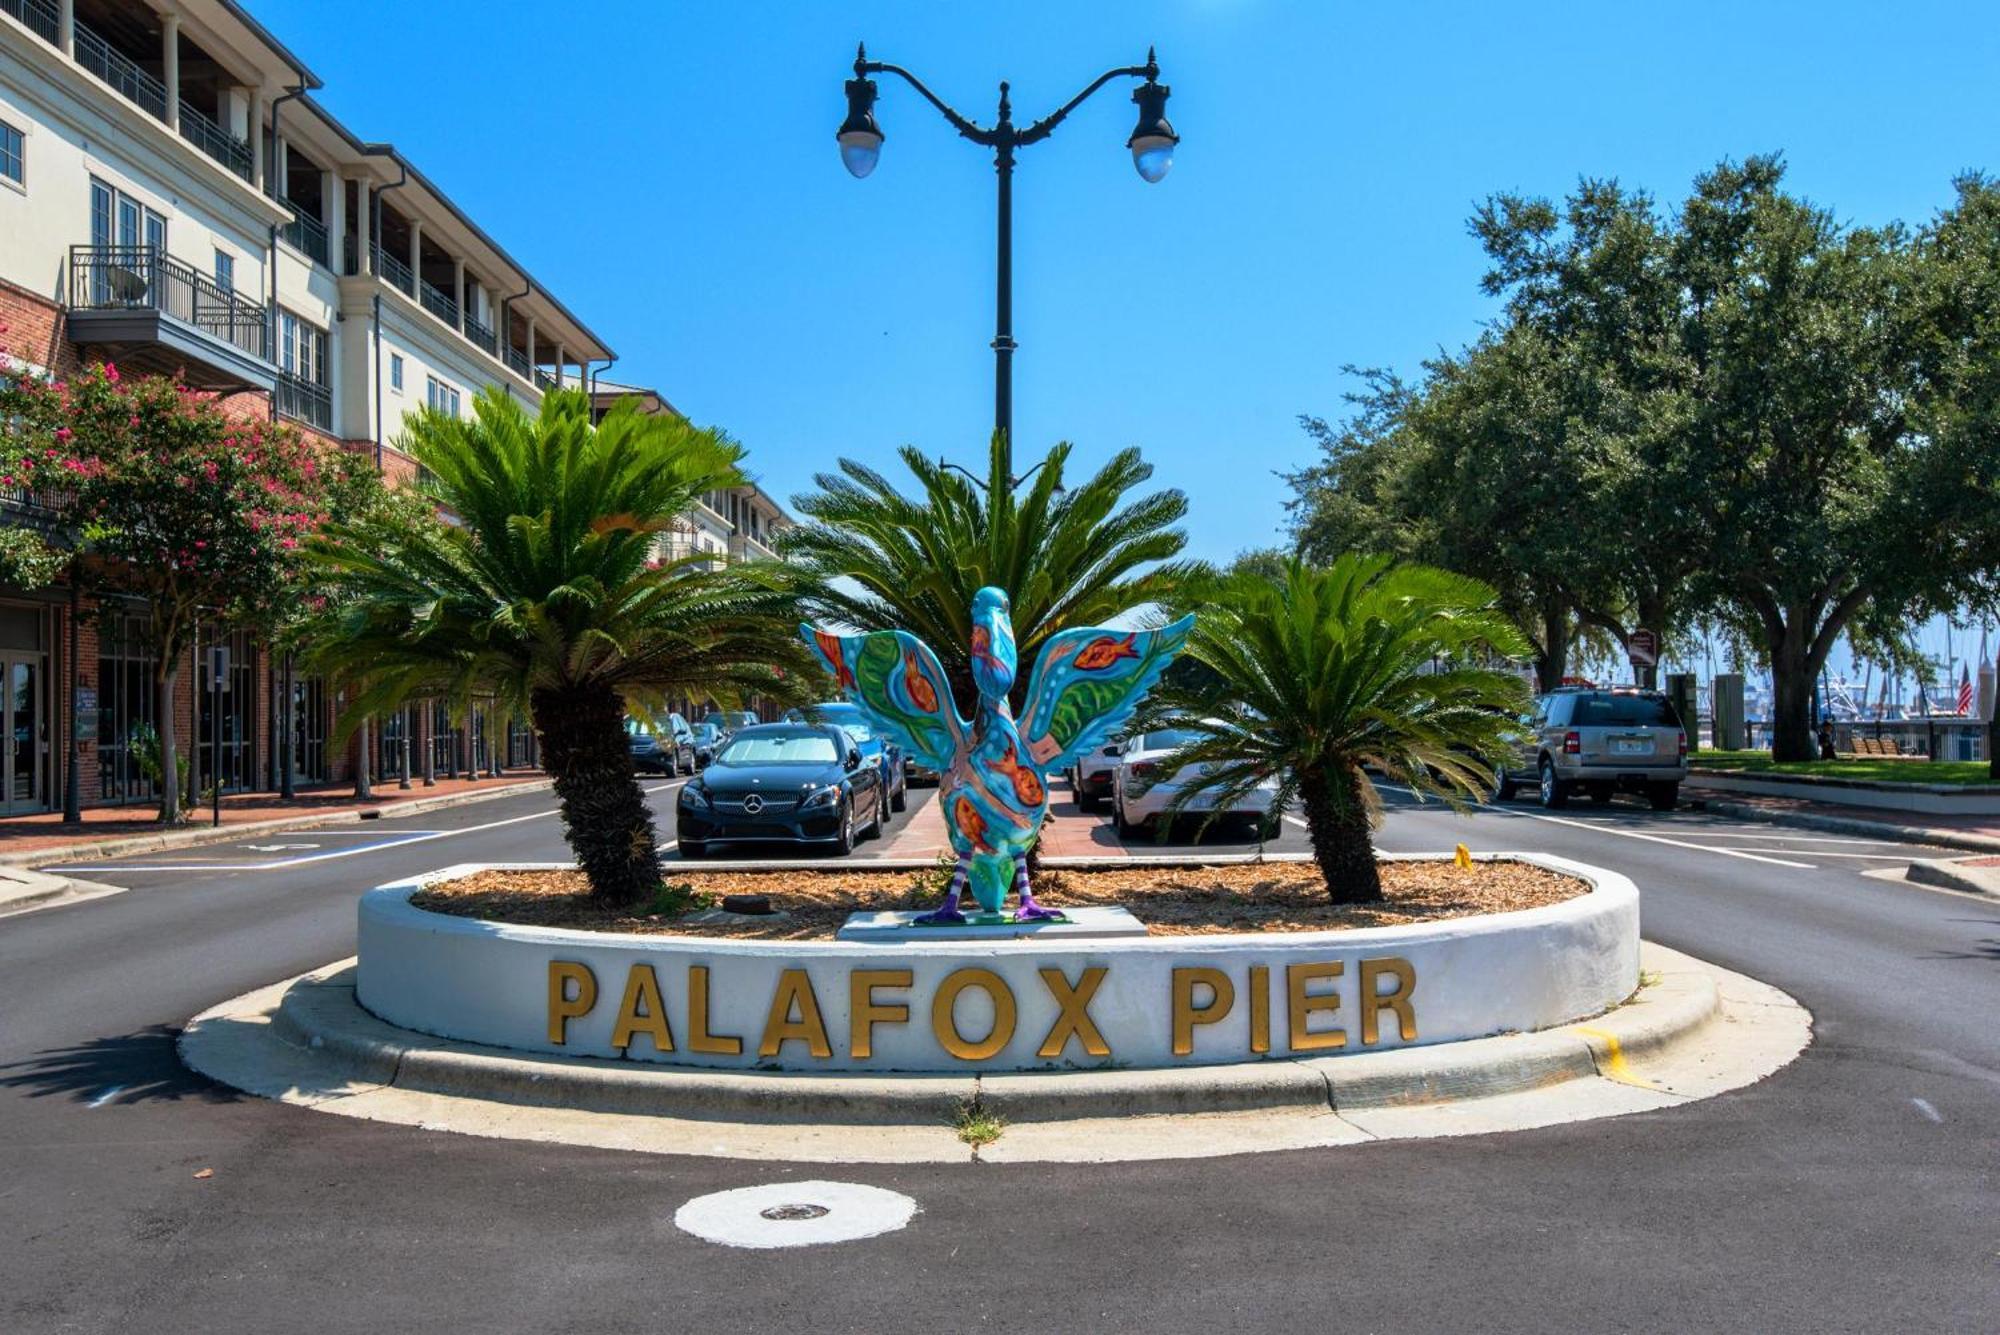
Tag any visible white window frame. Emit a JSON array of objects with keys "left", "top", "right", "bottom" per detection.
[
  {"left": 278, "top": 309, "right": 327, "bottom": 386},
  {"left": 213, "top": 248, "right": 234, "bottom": 293},
  {"left": 0, "top": 117, "right": 24, "bottom": 192},
  {"left": 389, "top": 353, "right": 404, "bottom": 392},
  {"left": 425, "top": 375, "right": 461, "bottom": 417}
]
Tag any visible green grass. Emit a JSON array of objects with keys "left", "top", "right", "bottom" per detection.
[
  {"left": 1691, "top": 750, "right": 1995, "bottom": 786},
  {"left": 951, "top": 1097, "right": 1006, "bottom": 1148}
]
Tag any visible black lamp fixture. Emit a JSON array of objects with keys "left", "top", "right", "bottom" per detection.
[{"left": 837, "top": 43, "right": 1178, "bottom": 478}]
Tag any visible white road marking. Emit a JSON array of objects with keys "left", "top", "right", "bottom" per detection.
[
  {"left": 53, "top": 781, "right": 684, "bottom": 875},
  {"left": 673, "top": 1181, "right": 918, "bottom": 1249},
  {"left": 1654, "top": 830, "right": 1915, "bottom": 847},
  {"left": 85, "top": 1086, "right": 124, "bottom": 1108},
  {"left": 1911, "top": 1097, "right": 1943, "bottom": 1123},
  {"left": 1373, "top": 790, "right": 1816, "bottom": 868},
  {"left": 1716, "top": 850, "right": 1916, "bottom": 860}
]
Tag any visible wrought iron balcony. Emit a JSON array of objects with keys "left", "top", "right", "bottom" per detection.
[
  {"left": 534, "top": 367, "right": 559, "bottom": 393},
  {"left": 74, "top": 22, "right": 169, "bottom": 122},
  {"left": 281, "top": 211, "right": 330, "bottom": 267},
  {"left": 67, "top": 245, "right": 274, "bottom": 390},
  {"left": 178, "top": 100, "right": 253, "bottom": 182},
  {"left": 371, "top": 244, "right": 415, "bottom": 297},
  {"left": 419, "top": 281, "right": 459, "bottom": 328},
  {"left": 275, "top": 371, "right": 333, "bottom": 432},
  {"left": 504, "top": 345, "right": 531, "bottom": 379},
  {"left": 463, "top": 313, "right": 497, "bottom": 356},
  {"left": 1, "top": 0, "right": 59, "bottom": 44}
]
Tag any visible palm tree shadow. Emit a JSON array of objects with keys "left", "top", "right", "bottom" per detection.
[
  {"left": 0, "top": 1025, "right": 238, "bottom": 1105},
  {"left": 1921, "top": 922, "right": 2000, "bottom": 964}
]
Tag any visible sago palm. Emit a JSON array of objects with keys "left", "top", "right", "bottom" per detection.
[
  {"left": 781, "top": 433, "right": 1190, "bottom": 713},
  {"left": 1148, "top": 555, "right": 1531, "bottom": 903},
  {"left": 306, "top": 388, "right": 814, "bottom": 904}
]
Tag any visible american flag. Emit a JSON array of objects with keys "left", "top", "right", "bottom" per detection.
[{"left": 1957, "top": 665, "right": 1975, "bottom": 716}]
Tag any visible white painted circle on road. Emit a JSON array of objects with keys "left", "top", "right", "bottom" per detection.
[{"left": 674, "top": 1180, "right": 917, "bottom": 1249}]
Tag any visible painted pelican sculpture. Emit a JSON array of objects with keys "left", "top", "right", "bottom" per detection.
[{"left": 804, "top": 588, "right": 1194, "bottom": 923}]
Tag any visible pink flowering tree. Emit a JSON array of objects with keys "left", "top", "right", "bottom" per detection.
[{"left": 1, "top": 364, "right": 346, "bottom": 821}]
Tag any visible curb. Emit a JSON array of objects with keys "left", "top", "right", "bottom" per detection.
[
  {"left": 198, "top": 942, "right": 1717, "bottom": 1126},
  {"left": 3, "top": 777, "right": 554, "bottom": 870},
  {"left": 1905, "top": 857, "right": 2000, "bottom": 898},
  {"left": 1687, "top": 792, "right": 2000, "bottom": 855},
  {"left": 0, "top": 865, "right": 89, "bottom": 913}
]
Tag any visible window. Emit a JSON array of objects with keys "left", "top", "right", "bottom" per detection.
[
  {"left": 389, "top": 354, "right": 404, "bottom": 391},
  {"left": 426, "top": 375, "right": 461, "bottom": 417},
  {"left": 213, "top": 249, "right": 234, "bottom": 293},
  {"left": 278, "top": 310, "right": 327, "bottom": 385},
  {"left": 0, "top": 119, "right": 22, "bottom": 186},
  {"left": 90, "top": 178, "right": 165, "bottom": 252}
]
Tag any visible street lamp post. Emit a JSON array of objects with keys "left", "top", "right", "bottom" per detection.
[{"left": 838, "top": 43, "right": 1177, "bottom": 482}]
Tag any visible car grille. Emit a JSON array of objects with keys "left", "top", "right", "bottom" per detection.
[{"left": 711, "top": 796, "right": 800, "bottom": 815}]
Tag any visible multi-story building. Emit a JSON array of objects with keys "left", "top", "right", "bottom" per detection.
[{"left": 0, "top": 0, "right": 621, "bottom": 811}]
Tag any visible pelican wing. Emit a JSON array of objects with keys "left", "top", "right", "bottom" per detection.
[
  {"left": 800, "top": 624, "right": 965, "bottom": 771},
  {"left": 1017, "top": 615, "right": 1196, "bottom": 772}
]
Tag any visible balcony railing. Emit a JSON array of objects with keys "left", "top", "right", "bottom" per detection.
[
  {"left": 281, "top": 211, "right": 330, "bottom": 267},
  {"left": 463, "top": 313, "right": 497, "bottom": 356},
  {"left": 178, "top": 100, "right": 252, "bottom": 181},
  {"left": 419, "top": 281, "right": 459, "bottom": 328},
  {"left": 75, "top": 22, "right": 169, "bottom": 122},
  {"left": 534, "top": 368, "right": 558, "bottom": 393},
  {"left": 503, "top": 345, "right": 530, "bottom": 379},
  {"left": 1, "top": 0, "right": 59, "bottom": 44},
  {"left": 275, "top": 372, "right": 332, "bottom": 432},
  {"left": 371, "top": 244, "right": 415, "bottom": 296},
  {"left": 70, "top": 245, "right": 269, "bottom": 360}
]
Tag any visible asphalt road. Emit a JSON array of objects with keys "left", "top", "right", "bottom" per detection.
[{"left": 3, "top": 778, "right": 1997, "bottom": 1333}]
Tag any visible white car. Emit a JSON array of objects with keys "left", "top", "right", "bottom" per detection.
[
  {"left": 1112, "top": 727, "right": 1279, "bottom": 836},
  {"left": 1067, "top": 735, "right": 1125, "bottom": 813}
]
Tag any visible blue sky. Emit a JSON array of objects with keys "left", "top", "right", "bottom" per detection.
[{"left": 258, "top": 1, "right": 2000, "bottom": 565}]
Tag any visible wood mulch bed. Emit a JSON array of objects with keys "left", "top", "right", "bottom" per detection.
[{"left": 410, "top": 860, "right": 1588, "bottom": 940}]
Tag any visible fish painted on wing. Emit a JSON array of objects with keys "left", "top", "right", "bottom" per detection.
[{"left": 1073, "top": 633, "right": 1140, "bottom": 672}]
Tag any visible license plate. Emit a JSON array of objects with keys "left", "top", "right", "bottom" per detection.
[{"left": 1613, "top": 738, "right": 1651, "bottom": 755}]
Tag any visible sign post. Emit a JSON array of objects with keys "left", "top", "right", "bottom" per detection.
[
  {"left": 1628, "top": 628, "right": 1659, "bottom": 689},
  {"left": 209, "top": 644, "right": 229, "bottom": 827}
]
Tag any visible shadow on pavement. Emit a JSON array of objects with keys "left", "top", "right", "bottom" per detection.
[{"left": 0, "top": 1025, "right": 237, "bottom": 1106}]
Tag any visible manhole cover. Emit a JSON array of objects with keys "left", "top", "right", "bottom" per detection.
[
  {"left": 675, "top": 1181, "right": 917, "bottom": 1249},
  {"left": 760, "top": 1203, "right": 830, "bottom": 1221}
]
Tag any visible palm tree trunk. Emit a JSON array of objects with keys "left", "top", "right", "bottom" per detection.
[
  {"left": 1298, "top": 764, "right": 1382, "bottom": 905},
  {"left": 532, "top": 681, "right": 658, "bottom": 904}
]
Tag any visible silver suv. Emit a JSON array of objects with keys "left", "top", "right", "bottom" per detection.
[{"left": 1494, "top": 688, "right": 1688, "bottom": 810}]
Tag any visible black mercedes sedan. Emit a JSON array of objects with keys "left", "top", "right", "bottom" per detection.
[{"left": 675, "top": 723, "right": 886, "bottom": 858}]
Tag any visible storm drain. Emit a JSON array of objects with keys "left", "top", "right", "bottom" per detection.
[{"left": 674, "top": 1181, "right": 917, "bottom": 1249}]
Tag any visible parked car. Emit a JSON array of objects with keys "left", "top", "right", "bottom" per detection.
[
  {"left": 704, "top": 709, "right": 760, "bottom": 733},
  {"left": 676, "top": 723, "right": 885, "bottom": 857},
  {"left": 1112, "top": 727, "right": 1280, "bottom": 837},
  {"left": 1493, "top": 687, "right": 1687, "bottom": 810},
  {"left": 626, "top": 712, "right": 697, "bottom": 776},
  {"left": 690, "top": 721, "right": 725, "bottom": 768},
  {"left": 784, "top": 702, "right": 907, "bottom": 812},
  {"left": 1068, "top": 734, "right": 1126, "bottom": 812}
]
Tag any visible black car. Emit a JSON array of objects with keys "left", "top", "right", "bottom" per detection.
[
  {"left": 690, "top": 721, "right": 726, "bottom": 769},
  {"left": 676, "top": 723, "right": 886, "bottom": 857},
  {"left": 627, "top": 713, "right": 697, "bottom": 776}
]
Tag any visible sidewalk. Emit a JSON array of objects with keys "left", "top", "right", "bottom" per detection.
[
  {"left": 0, "top": 771, "right": 550, "bottom": 869},
  {"left": 1684, "top": 779, "right": 2000, "bottom": 854}
]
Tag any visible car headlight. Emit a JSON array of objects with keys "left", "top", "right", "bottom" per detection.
[
  {"left": 679, "top": 783, "right": 710, "bottom": 809},
  {"left": 800, "top": 784, "right": 840, "bottom": 811}
]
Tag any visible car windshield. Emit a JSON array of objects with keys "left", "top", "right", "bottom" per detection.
[
  {"left": 693, "top": 725, "right": 720, "bottom": 742},
  {"left": 1570, "top": 695, "right": 1679, "bottom": 727},
  {"left": 1137, "top": 729, "right": 1199, "bottom": 751},
  {"left": 623, "top": 718, "right": 655, "bottom": 736},
  {"left": 841, "top": 721, "right": 875, "bottom": 743},
  {"left": 717, "top": 734, "right": 840, "bottom": 765}
]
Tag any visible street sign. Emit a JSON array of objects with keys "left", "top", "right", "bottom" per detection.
[{"left": 1628, "top": 628, "right": 1658, "bottom": 668}]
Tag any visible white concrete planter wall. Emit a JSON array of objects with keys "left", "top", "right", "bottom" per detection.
[
  {"left": 1691, "top": 770, "right": 2000, "bottom": 815},
  {"left": 355, "top": 853, "right": 1640, "bottom": 1074}
]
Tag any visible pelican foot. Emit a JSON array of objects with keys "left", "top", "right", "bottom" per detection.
[
  {"left": 1012, "top": 899, "right": 1068, "bottom": 924},
  {"left": 915, "top": 905, "right": 969, "bottom": 925}
]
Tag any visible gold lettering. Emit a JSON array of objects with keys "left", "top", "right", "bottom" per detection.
[
  {"left": 1172, "top": 967, "right": 1235, "bottom": 1056},
  {"left": 849, "top": 969, "right": 913, "bottom": 1059},
  {"left": 1036, "top": 966, "right": 1111, "bottom": 1059},
  {"left": 759, "top": 968, "right": 833, "bottom": 1059},
  {"left": 1360, "top": 956, "right": 1418, "bottom": 1045},
  {"left": 931, "top": 967, "right": 1019, "bottom": 1060},
  {"left": 1249, "top": 964, "right": 1271, "bottom": 1054},
  {"left": 1287, "top": 961, "right": 1345, "bottom": 1053},
  {"left": 687, "top": 964, "right": 743, "bottom": 1056},
  {"left": 609, "top": 963, "right": 675, "bottom": 1053},
  {"left": 546, "top": 960, "right": 597, "bottom": 1046}
]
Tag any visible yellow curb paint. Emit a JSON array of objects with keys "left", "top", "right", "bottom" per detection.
[{"left": 1571, "top": 1025, "right": 1661, "bottom": 1090}]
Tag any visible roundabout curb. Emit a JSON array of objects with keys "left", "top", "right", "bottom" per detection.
[{"left": 179, "top": 939, "right": 1806, "bottom": 1162}]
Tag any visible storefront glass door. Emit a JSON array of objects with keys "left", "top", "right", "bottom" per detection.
[{"left": 2, "top": 655, "right": 46, "bottom": 813}]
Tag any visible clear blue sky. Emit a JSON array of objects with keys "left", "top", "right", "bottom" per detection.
[{"left": 258, "top": 0, "right": 1999, "bottom": 564}]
